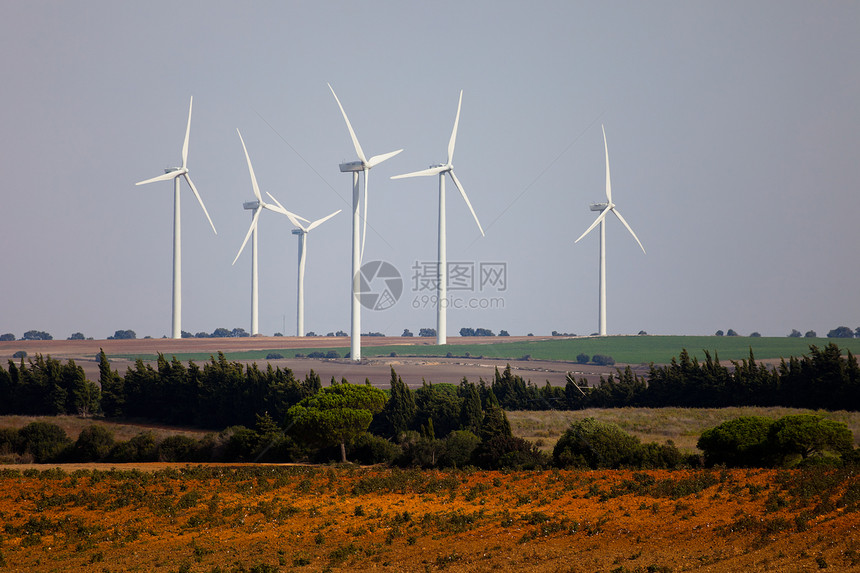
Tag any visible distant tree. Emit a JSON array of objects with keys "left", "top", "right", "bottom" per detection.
[
  {"left": 98, "top": 349, "right": 124, "bottom": 418},
  {"left": 591, "top": 354, "right": 615, "bottom": 366},
  {"left": 108, "top": 329, "right": 136, "bottom": 340},
  {"left": 324, "top": 350, "right": 340, "bottom": 359},
  {"left": 22, "top": 330, "right": 52, "bottom": 341},
  {"left": 638, "top": 330, "right": 648, "bottom": 335},
  {"left": 0, "top": 333, "right": 14, "bottom": 341},
  {"left": 499, "top": 330, "right": 510, "bottom": 337},
  {"left": 788, "top": 329, "right": 802, "bottom": 338},
  {"left": 527, "top": 333, "right": 534, "bottom": 337},
  {"left": 726, "top": 329, "right": 738, "bottom": 337},
  {"left": 475, "top": 328, "right": 495, "bottom": 337},
  {"left": 194, "top": 331, "right": 210, "bottom": 338},
  {"left": 856, "top": 327, "right": 860, "bottom": 339},
  {"left": 273, "top": 332, "right": 284, "bottom": 337},
  {"left": 67, "top": 332, "right": 85, "bottom": 340},
  {"left": 377, "top": 367, "right": 416, "bottom": 438},
  {"left": 211, "top": 328, "right": 231, "bottom": 338},
  {"left": 750, "top": 332, "right": 762, "bottom": 337},
  {"left": 459, "top": 327, "right": 476, "bottom": 337},
  {"left": 74, "top": 425, "right": 115, "bottom": 462},
  {"left": 230, "top": 328, "right": 250, "bottom": 338},
  {"left": 827, "top": 326, "right": 854, "bottom": 339},
  {"left": 805, "top": 330, "right": 817, "bottom": 338},
  {"left": 12, "top": 351, "right": 26, "bottom": 359},
  {"left": 553, "top": 418, "right": 640, "bottom": 469},
  {"left": 418, "top": 328, "right": 436, "bottom": 337},
  {"left": 715, "top": 330, "right": 724, "bottom": 336},
  {"left": 286, "top": 382, "right": 386, "bottom": 463},
  {"left": 768, "top": 415, "right": 854, "bottom": 464},
  {"left": 305, "top": 331, "right": 317, "bottom": 337},
  {"left": 697, "top": 416, "right": 774, "bottom": 467},
  {"left": 576, "top": 353, "right": 590, "bottom": 365},
  {"left": 17, "top": 422, "right": 71, "bottom": 463},
  {"left": 401, "top": 328, "right": 414, "bottom": 337},
  {"left": 335, "top": 330, "right": 348, "bottom": 337}
]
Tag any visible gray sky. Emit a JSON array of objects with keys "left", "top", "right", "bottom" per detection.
[{"left": 2, "top": 2, "right": 858, "bottom": 340}]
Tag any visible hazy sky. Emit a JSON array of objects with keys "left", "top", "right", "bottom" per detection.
[{"left": 2, "top": 2, "right": 858, "bottom": 340}]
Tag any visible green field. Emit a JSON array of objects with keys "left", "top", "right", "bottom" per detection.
[{"left": 109, "top": 335, "right": 860, "bottom": 365}]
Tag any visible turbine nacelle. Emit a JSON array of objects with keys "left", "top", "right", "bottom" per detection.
[
  {"left": 590, "top": 202, "right": 609, "bottom": 212},
  {"left": 243, "top": 200, "right": 260, "bottom": 211},
  {"left": 339, "top": 160, "right": 365, "bottom": 173}
]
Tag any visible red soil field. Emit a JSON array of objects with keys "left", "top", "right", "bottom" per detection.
[{"left": 1, "top": 465, "right": 859, "bottom": 572}]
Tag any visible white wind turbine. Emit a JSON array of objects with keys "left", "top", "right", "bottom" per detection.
[
  {"left": 266, "top": 192, "right": 340, "bottom": 337},
  {"left": 135, "top": 96, "right": 217, "bottom": 339},
  {"left": 574, "top": 125, "right": 646, "bottom": 336},
  {"left": 391, "top": 90, "right": 484, "bottom": 345},
  {"left": 231, "top": 129, "right": 308, "bottom": 336},
  {"left": 328, "top": 83, "right": 403, "bottom": 361}
]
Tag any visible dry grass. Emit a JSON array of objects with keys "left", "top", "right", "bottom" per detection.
[
  {"left": 0, "top": 415, "right": 209, "bottom": 442},
  {"left": 508, "top": 407, "right": 860, "bottom": 453}
]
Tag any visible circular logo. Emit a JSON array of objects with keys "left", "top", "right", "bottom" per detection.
[{"left": 357, "top": 260, "right": 402, "bottom": 310}]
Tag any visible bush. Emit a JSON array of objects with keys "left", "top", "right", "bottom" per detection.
[
  {"left": 591, "top": 354, "right": 615, "bottom": 366},
  {"left": 266, "top": 353, "right": 284, "bottom": 360},
  {"left": 576, "top": 353, "right": 590, "bottom": 364},
  {"left": 475, "top": 434, "right": 546, "bottom": 469},
  {"left": 553, "top": 418, "right": 640, "bottom": 469},
  {"left": 349, "top": 434, "right": 401, "bottom": 465},
  {"left": 827, "top": 326, "right": 854, "bottom": 338},
  {"left": 0, "top": 333, "right": 14, "bottom": 341},
  {"left": 74, "top": 425, "right": 115, "bottom": 462},
  {"left": 157, "top": 435, "right": 199, "bottom": 462},
  {"left": 767, "top": 414, "right": 853, "bottom": 465},
  {"left": 17, "top": 422, "right": 72, "bottom": 463},
  {"left": 697, "top": 416, "right": 774, "bottom": 467},
  {"left": 12, "top": 350, "right": 26, "bottom": 359},
  {"left": 108, "top": 432, "right": 158, "bottom": 462},
  {"left": 325, "top": 350, "right": 341, "bottom": 359},
  {"left": 441, "top": 430, "right": 480, "bottom": 468}
]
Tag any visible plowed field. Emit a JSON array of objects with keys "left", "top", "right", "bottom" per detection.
[{"left": 2, "top": 465, "right": 859, "bottom": 572}]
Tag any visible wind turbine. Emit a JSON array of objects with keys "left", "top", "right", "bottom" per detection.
[
  {"left": 328, "top": 83, "right": 403, "bottom": 361},
  {"left": 391, "top": 90, "right": 484, "bottom": 345},
  {"left": 574, "top": 125, "right": 646, "bottom": 336},
  {"left": 231, "top": 129, "right": 308, "bottom": 336},
  {"left": 266, "top": 192, "right": 340, "bottom": 337},
  {"left": 135, "top": 96, "right": 217, "bottom": 339}
]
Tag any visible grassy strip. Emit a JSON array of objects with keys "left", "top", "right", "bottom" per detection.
[{"left": 108, "top": 336, "right": 860, "bottom": 365}]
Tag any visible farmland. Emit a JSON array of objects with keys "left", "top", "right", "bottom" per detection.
[{"left": 2, "top": 464, "right": 860, "bottom": 572}]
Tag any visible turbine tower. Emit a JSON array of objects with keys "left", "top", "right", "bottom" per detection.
[
  {"left": 136, "top": 96, "right": 217, "bottom": 339},
  {"left": 328, "top": 84, "right": 402, "bottom": 361},
  {"left": 231, "top": 129, "right": 308, "bottom": 335},
  {"left": 391, "top": 90, "right": 484, "bottom": 345},
  {"left": 267, "top": 192, "right": 340, "bottom": 337},
  {"left": 575, "top": 125, "right": 646, "bottom": 336}
]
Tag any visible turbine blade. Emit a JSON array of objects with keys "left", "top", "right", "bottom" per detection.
[
  {"left": 237, "top": 129, "right": 263, "bottom": 202},
  {"left": 232, "top": 207, "right": 261, "bottom": 265},
  {"left": 360, "top": 170, "right": 369, "bottom": 262},
  {"left": 447, "top": 90, "right": 463, "bottom": 165},
  {"left": 391, "top": 165, "right": 446, "bottom": 179},
  {"left": 602, "top": 124, "right": 611, "bottom": 204},
  {"left": 328, "top": 83, "right": 367, "bottom": 165},
  {"left": 449, "top": 170, "right": 484, "bottom": 237},
  {"left": 306, "top": 209, "right": 342, "bottom": 232},
  {"left": 136, "top": 171, "right": 178, "bottom": 186},
  {"left": 182, "top": 96, "right": 193, "bottom": 169},
  {"left": 183, "top": 172, "right": 217, "bottom": 234},
  {"left": 574, "top": 207, "right": 610, "bottom": 244},
  {"left": 264, "top": 192, "right": 308, "bottom": 230},
  {"left": 367, "top": 148, "right": 403, "bottom": 168},
  {"left": 611, "top": 208, "right": 646, "bottom": 254}
]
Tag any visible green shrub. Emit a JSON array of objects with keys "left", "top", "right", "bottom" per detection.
[
  {"left": 441, "top": 430, "right": 480, "bottom": 468},
  {"left": 74, "top": 425, "right": 115, "bottom": 462},
  {"left": 108, "top": 431, "right": 157, "bottom": 462},
  {"left": 697, "top": 416, "right": 774, "bottom": 467},
  {"left": 768, "top": 414, "right": 853, "bottom": 466},
  {"left": 349, "top": 433, "right": 401, "bottom": 465},
  {"left": 157, "top": 435, "right": 199, "bottom": 462},
  {"left": 17, "top": 422, "right": 72, "bottom": 462},
  {"left": 476, "top": 434, "right": 547, "bottom": 470},
  {"left": 553, "top": 418, "right": 640, "bottom": 469}
]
